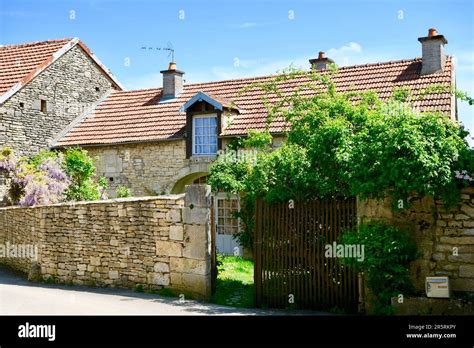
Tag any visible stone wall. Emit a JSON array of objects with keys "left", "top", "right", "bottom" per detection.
[
  {"left": 358, "top": 187, "right": 474, "bottom": 293},
  {"left": 0, "top": 44, "right": 119, "bottom": 201},
  {"left": 0, "top": 185, "right": 212, "bottom": 300}
]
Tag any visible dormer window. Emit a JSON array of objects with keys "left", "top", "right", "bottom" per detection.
[
  {"left": 193, "top": 114, "right": 218, "bottom": 155},
  {"left": 181, "top": 91, "right": 239, "bottom": 159}
]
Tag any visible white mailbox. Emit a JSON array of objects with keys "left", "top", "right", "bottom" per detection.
[{"left": 426, "top": 276, "right": 450, "bottom": 298}]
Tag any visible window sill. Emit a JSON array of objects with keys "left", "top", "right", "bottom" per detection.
[{"left": 190, "top": 155, "right": 217, "bottom": 163}]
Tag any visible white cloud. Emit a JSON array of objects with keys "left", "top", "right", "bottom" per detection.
[{"left": 327, "top": 42, "right": 362, "bottom": 55}]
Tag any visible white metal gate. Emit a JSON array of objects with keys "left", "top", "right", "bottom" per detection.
[{"left": 214, "top": 193, "right": 242, "bottom": 256}]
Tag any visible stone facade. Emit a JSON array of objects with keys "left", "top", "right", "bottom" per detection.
[
  {"left": 358, "top": 187, "right": 474, "bottom": 294},
  {"left": 0, "top": 44, "right": 119, "bottom": 201},
  {"left": 85, "top": 140, "right": 213, "bottom": 197},
  {"left": 0, "top": 185, "right": 212, "bottom": 300},
  {"left": 85, "top": 135, "right": 287, "bottom": 198}
]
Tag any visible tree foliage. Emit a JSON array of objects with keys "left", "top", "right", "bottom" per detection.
[
  {"left": 0, "top": 147, "right": 108, "bottom": 206},
  {"left": 209, "top": 68, "right": 473, "bottom": 205},
  {"left": 208, "top": 67, "right": 473, "bottom": 248}
]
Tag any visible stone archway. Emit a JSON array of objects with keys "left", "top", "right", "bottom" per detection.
[{"left": 170, "top": 171, "right": 208, "bottom": 194}]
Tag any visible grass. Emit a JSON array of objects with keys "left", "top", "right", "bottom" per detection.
[{"left": 210, "top": 255, "right": 254, "bottom": 308}]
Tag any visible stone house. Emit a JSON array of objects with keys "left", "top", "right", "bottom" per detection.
[
  {"left": 53, "top": 28, "right": 457, "bottom": 254},
  {"left": 0, "top": 38, "right": 123, "bottom": 201},
  {"left": 0, "top": 29, "right": 459, "bottom": 255}
]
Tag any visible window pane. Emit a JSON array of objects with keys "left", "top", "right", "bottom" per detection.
[{"left": 193, "top": 116, "right": 218, "bottom": 155}]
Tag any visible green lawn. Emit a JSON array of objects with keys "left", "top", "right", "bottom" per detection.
[{"left": 211, "top": 255, "right": 254, "bottom": 308}]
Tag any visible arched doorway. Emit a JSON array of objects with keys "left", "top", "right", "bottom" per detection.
[{"left": 170, "top": 172, "right": 208, "bottom": 194}]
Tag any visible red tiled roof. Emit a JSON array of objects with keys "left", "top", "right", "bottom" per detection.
[
  {"left": 0, "top": 38, "right": 123, "bottom": 102},
  {"left": 57, "top": 57, "right": 454, "bottom": 146}
]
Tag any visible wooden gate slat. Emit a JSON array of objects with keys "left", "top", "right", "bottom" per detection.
[{"left": 254, "top": 197, "right": 358, "bottom": 312}]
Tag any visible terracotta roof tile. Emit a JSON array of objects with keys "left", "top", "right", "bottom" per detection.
[
  {"left": 57, "top": 57, "right": 454, "bottom": 146},
  {"left": 0, "top": 39, "right": 72, "bottom": 96},
  {"left": 0, "top": 38, "right": 123, "bottom": 102}
]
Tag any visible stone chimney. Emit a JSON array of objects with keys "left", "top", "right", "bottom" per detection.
[
  {"left": 309, "top": 51, "right": 334, "bottom": 71},
  {"left": 160, "top": 61, "right": 184, "bottom": 99},
  {"left": 418, "top": 28, "right": 448, "bottom": 75}
]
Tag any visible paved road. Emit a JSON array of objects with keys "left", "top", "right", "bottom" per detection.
[{"left": 0, "top": 267, "right": 324, "bottom": 316}]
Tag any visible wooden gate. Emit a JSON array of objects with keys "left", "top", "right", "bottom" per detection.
[{"left": 254, "top": 198, "right": 359, "bottom": 312}]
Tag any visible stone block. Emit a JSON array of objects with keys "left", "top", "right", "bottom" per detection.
[
  {"left": 154, "top": 262, "right": 169, "bottom": 273},
  {"left": 460, "top": 204, "right": 474, "bottom": 218},
  {"left": 148, "top": 272, "right": 169, "bottom": 286},
  {"left": 155, "top": 240, "right": 182, "bottom": 257},
  {"left": 447, "top": 254, "right": 474, "bottom": 263},
  {"left": 183, "top": 207, "right": 209, "bottom": 225},
  {"left": 439, "top": 236, "right": 474, "bottom": 245},
  {"left": 459, "top": 265, "right": 474, "bottom": 278},
  {"left": 455, "top": 214, "right": 470, "bottom": 220},
  {"left": 184, "top": 185, "right": 211, "bottom": 208},
  {"left": 182, "top": 225, "right": 210, "bottom": 260},
  {"left": 170, "top": 257, "right": 209, "bottom": 275},
  {"left": 166, "top": 209, "right": 181, "bottom": 222},
  {"left": 452, "top": 278, "right": 474, "bottom": 291},
  {"left": 169, "top": 225, "right": 184, "bottom": 241},
  {"left": 109, "top": 270, "right": 119, "bottom": 279},
  {"left": 90, "top": 256, "right": 101, "bottom": 266}
]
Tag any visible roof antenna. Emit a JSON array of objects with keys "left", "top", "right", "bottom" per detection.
[{"left": 141, "top": 41, "right": 175, "bottom": 61}]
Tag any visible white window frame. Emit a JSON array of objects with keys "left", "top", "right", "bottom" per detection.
[
  {"left": 192, "top": 114, "right": 218, "bottom": 156},
  {"left": 215, "top": 192, "right": 241, "bottom": 236}
]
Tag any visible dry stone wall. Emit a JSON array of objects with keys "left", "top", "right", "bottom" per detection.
[{"left": 0, "top": 185, "right": 212, "bottom": 299}]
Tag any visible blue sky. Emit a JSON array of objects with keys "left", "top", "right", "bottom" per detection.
[{"left": 1, "top": 0, "right": 473, "bottom": 142}]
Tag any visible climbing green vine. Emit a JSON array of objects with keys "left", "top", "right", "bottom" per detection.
[{"left": 208, "top": 66, "right": 474, "bottom": 250}]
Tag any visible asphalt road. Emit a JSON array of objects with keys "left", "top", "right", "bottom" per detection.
[{"left": 0, "top": 267, "right": 323, "bottom": 316}]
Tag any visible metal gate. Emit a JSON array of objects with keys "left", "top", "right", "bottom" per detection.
[{"left": 254, "top": 198, "right": 359, "bottom": 312}]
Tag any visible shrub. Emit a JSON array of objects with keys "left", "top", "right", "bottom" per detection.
[
  {"left": 0, "top": 146, "right": 107, "bottom": 206},
  {"left": 116, "top": 185, "right": 131, "bottom": 198},
  {"left": 63, "top": 147, "right": 101, "bottom": 201},
  {"left": 0, "top": 149, "right": 69, "bottom": 206},
  {"left": 340, "top": 222, "right": 418, "bottom": 314}
]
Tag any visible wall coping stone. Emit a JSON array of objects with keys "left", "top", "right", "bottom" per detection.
[{"left": 0, "top": 194, "right": 185, "bottom": 211}]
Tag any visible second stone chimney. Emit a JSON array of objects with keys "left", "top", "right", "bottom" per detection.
[
  {"left": 160, "top": 61, "right": 184, "bottom": 100},
  {"left": 309, "top": 51, "right": 334, "bottom": 71},
  {"left": 418, "top": 28, "right": 448, "bottom": 75}
]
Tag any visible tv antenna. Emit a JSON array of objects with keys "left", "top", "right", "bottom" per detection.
[{"left": 141, "top": 41, "right": 175, "bottom": 61}]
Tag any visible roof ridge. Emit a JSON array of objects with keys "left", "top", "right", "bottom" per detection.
[
  {"left": 183, "top": 56, "right": 452, "bottom": 87},
  {"left": 97, "top": 55, "right": 453, "bottom": 97},
  {"left": 0, "top": 38, "right": 73, "bottom": 50},
  {"left": 112, "top": 87, "right": 162, "bottom": 94}
]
